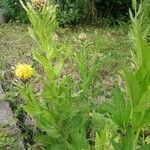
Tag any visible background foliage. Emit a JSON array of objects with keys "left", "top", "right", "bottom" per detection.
[
  {"left": 0, "top": 0, "right": 133, "bottom": 25},
  {"left": 141, "top": 0, "right": 150, "bottom": 37},
  {"left": 0, "top": 0, "right": 29, "bottom": 23}
]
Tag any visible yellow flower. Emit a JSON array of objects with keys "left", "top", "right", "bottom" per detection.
[{"left": 15, "top": 64, "right": 33, "bottom": 80}]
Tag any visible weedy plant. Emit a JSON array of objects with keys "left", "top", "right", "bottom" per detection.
[
  {"left": 96, "top": 0, "right": 150, "bottom": 149},
  {"left": 17, "top": 0, "right": 101, "bottom": 149}
]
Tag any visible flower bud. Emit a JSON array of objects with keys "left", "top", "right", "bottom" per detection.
[{"left": 32, "top": 0, "right": 48, "bottom": 10}]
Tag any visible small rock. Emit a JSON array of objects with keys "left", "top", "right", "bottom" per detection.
[
  {"left": 0, "top": 85, "right": 25, "bottom": 149},
  {"left": 78, "top": 32, "right": 87, "bottom": 41},
  {"left": 54, "top": 33, "right": 59, "bottom": 41},
  {"left": 0, "top": 101, "right": 15, "bottom": 124}
]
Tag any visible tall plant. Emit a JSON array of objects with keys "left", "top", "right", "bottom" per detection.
[
  {"left": 2, "top": 0, "right": 29, "bottom": 22},
  {"left": 96, "top": 0, "right": 150, "bottom": 149},
  {"left": 16, "top": 0, "right": 101, "bottom": 149}
]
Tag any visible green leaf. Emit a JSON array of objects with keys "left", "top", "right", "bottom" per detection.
[
  {"left": 19, "top": 85, "right": 42, "bottom": 116},
  {"left": 35, "top": 135, "right": 66, "bottom": 150},
  {"left": 138, "top": 144, "right": 150, "bottom": 150},
  {"left": 122, "top": 128, "right": 134, "bottom": 150},
  {"left": 35, "top": 135, "right": 52, "bottom": 145},
  {"left": 132, "top": 16, "right": 150, "bottom": 71},
  {"left": 69, "top": 130, "right": 89, "bottom": 150},
  {"left": 135, "top": 88, "right": 150, "bottom": 112},
  {"left": 46, "top": 144, "right": 65, "bottom": 150},
  {"left": 53, "top": 62, "right": 63, "bottom": 77},
  {"left": 102, "top": 88, "right": 131, "bottom": 128},
  {"left": 95, "top": 133, "right": 101, "bottom": 150},
  {"left": 124, "top": 69, "right": 141, "bottom": 106},
  {"left": 111, "top": 140, "right": 122, "bottom": 150},
  {"left": 135, "top": 66, "right": 147, "bottom": 85},
  {"left": 95, "top": 129, "right": 111, "bottom": 150},
  {"left": 32, "top": 49, "right": 49, "bottom": 68},
  {"left": 140, "top": 39, "right": 150, "bottom": 72},
  {"left": 69, "top": 112, "right": 86, "bottom": 133},
  {"left": 92, "top": 112, "right": 117, "bottom": 134},
  {"left": 28, "top": 27, "right": 37, "bottom": 41},
  {"left": 37, "top": 115, "right": 60, "bottom": 139},
  {"left": 32, "top": 49, "right": 56, "bottom": 80},
  {"left": 140, "top": 108, "right": 150, "bottom": 125}
]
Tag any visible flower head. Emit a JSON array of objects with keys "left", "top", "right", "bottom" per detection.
[
  {"left": 15, "top": 64, "right": 33, "bottom": 80},
  {"left": 32, "top": 0, "right": 48, "bottom": 10}
]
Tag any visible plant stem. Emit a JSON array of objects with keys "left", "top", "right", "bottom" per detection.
[{"left": 133, "top": 128, "right": 140, "bottom": 150}]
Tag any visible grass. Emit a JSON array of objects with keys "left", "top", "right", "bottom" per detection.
[
  {"left": 0, "top": 24, "right": 34, "bottom": 71},
  {"left": 0, "top": 23, "right": 133, "bottom": 95},
  {"left": 0, "top": 23, "right": 131, "bottom": 70},
  {"left": 0, "top": 23, "right": 133, "bottom": 103}
]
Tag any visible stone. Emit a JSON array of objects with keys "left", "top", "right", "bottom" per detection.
[
  {"left": 0, "top": 101, "right": 15, "bottom": 124},
  {"left": 0, "top": 85, "right": 25, "bottom": 149},
  {"left": 0, "top": 9, "right": 5, "bottom": 24}
]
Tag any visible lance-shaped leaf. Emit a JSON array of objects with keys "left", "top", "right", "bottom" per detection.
[
  {"left": 124, "top": 69, "right": 141, "bottom": 106},
  {"left": 102, "top": 88, "right": 131, "bottom": 129}
]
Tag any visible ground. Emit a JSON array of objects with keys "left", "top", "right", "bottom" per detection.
[{"left": 0, "top": 23, "right": 131, "bottom": 71}]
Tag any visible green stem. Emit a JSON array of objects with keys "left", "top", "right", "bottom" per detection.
[{"left": 133, "top": 128, "right": 140, "bottom": 150}]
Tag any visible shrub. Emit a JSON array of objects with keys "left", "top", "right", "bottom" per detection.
[
  {"left": 1, "top": 0, "right": 132, "bottom": 25},
  {"left": 57, "top": 0, "right": 96, "bottom": 26},
  {"left": 95, "top": 0, "right": 131, "bottom": 20},
  {"left": 57, "top": 0, "right": 132, "bottom": 26},
  {"left": 0, "top": 0, "right": 2, "bottom": 7},
  {"left": 1, "top": 0, "right": 29, "bottom": 23}
]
